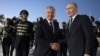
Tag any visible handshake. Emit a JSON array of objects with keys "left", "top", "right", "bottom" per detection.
[{"left": 50, "top": 43, "right": 60, "bottom": 51}]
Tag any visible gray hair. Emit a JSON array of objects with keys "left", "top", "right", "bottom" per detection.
[
  {"left": 46, "top": 6, "right": 55, "bottom": 11},
  {"left": 68, "top": 2, "right": 78, "bottom": 8}
]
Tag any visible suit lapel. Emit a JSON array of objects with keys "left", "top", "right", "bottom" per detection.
[
  {"left": 53, "top": 21, "right": 57, "bottom": 34},
  {"left": 44, "top": 19, "right": 54, "bottom": 34},
  {"left": 69, "top": 15, "right": 80, "bottom": 34}
]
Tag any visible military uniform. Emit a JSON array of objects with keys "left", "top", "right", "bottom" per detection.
[
  {"left": 14, "top": 20, "right": 34, "bottom": 56},
  {"left": 10, "top": 22, "right": 16, "bottom": 56},
  {"left": 2, "top": 26, "right": 13, "bottom": 56}
]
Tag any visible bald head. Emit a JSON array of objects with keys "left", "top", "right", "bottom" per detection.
[{"left": 66, "top": 2, "right": 78, "bottom": 17}]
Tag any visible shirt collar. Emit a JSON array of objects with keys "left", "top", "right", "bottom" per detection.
[
  {"left": 71, "top": 13, "right": 78, "bottom": 21},
  {"left": 46, "top": 18, "right": 53, "bottom": 23},
  {"left": 46, "top": 19, "right": 54, "bottom": 26}
]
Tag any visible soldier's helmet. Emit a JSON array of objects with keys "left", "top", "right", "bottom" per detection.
[{"left": 20, "top": 9, "right": 29, "bottom": 16}]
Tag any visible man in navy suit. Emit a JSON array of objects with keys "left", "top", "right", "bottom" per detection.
[
  {"left": 63, "top": 2, "right": 98, "bottom": 56},
  {"left": 33, "top": 6, "right": 60, "bottom": 56}
]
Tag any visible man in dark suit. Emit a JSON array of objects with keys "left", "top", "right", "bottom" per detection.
[
  {"left": 14, "top": 10, "right": 34, "bottom": 56},
  {"left": 33, "top": 6, "right": 60, "bottom": 56},
  {"left": 63, "top": 2, "right": 98, "bottom": 56}
]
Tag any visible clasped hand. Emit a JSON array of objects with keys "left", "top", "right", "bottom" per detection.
[{"left": 50, "top": 43, "right": 60, "bottom": 51}]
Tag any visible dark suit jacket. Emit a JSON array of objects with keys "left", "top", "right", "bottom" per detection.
[
  {"left": 33, "top": 19, "right": 60, "bottom": 56},
  {"left": 61, "top": 15, "right": 98, "bottom": 56}
]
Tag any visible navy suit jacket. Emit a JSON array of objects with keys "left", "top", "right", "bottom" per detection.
[
  {"left": 33, "top": 19, "right": 60, "bottom": 56},
  {"left": 60, "top": 15, "right": 98, "bottom": 56}
]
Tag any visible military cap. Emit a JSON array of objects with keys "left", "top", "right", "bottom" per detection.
[{"left": 20, "top": 9, "right": 29, "bottom": 16}]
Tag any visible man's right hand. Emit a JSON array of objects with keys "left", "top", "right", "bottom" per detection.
[
  {"left": 50, "top": 43, "right": 60, "bottom": 51},
  {"left": 84, "top": 54, "right": 90, "bottom": 56}
]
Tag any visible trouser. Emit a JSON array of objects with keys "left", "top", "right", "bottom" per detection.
[
  {"left": 15, "top": 36, "right": 30, "bottom": 56},
  {"left": 15, "top": 43, "right": 29, "bottom": 56},
  {"left": 2, "top": 37, "right": 11, "bottom": 56},
  {"left": 10, "top": 44, "right": 14, "bottom": 56},
  {"left": 58, "top": 44, "right": 67, "bottom": 56},
  {"left": 92, "top": 46, "right": 98, "bottom": 56},
  {"left": 47, "top": 50, "right": 57, "bottom": 56},
  {"left": 10, "top": 37, "right": 15, "bottom": 56}
]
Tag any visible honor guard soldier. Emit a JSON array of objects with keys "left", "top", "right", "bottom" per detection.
[
  {"left": 14, "top": 9, "right": 34, "bottom": 56},
  {"left": 10, "top": 17, "right": 18, "bottom": 56},
  {"left": 2, "top": 18, "right": 13, "bottom": 56}
]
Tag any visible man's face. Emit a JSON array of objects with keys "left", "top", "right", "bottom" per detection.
[
  {"left": 66, "top": 4, "right": 77, "bottom": 17},
  {"left": 21, "top": 13, "right": 28, "bottom": 21},
  {"left": 45, "top": 8, "right": 55, "bottom": 21}
]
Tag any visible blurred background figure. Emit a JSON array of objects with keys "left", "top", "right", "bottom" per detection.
[
  {"left": 2, "top": 18, "right": 13, "bottom": 56},
  {"left": 89, "top": 16, "right": 97, "bottom": 35},
  {"left": 58, "top": 22, "right": 67, "bottom": 56},
  {"left": 9, "top": 16, "right": 18, "bottom": 56},
  {"left": 89, "top": 16, "right": 95, "bottom": 23},
  {"left": 89, "top": 16, "right": 99, "bottom": 56},
  {"left": 37, "top": 17, "right": 43, "bottom": 23},
  {"left": 0, "top": 26, "right": 3, "bottom": 43},
  {"left": 95, "top": 19, "right": 100, "bottom": 38}
]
